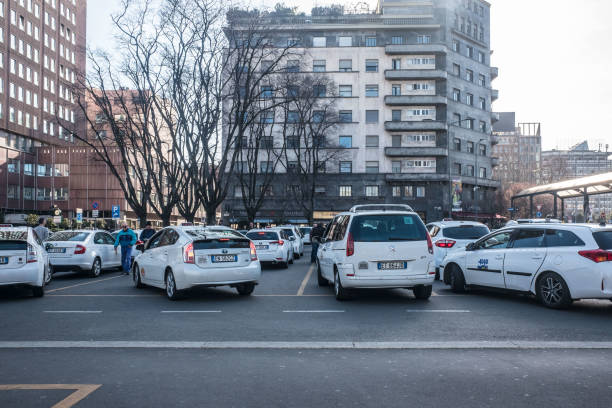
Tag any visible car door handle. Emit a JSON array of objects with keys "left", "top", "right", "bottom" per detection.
[
  {"left": 532, "top": 256, "right": 543, "bottom": 260},
  {"left": 495, "top": 255, "right": 503, "bottom": 260}
]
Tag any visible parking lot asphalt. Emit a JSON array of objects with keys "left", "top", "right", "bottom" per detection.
[{"left": 1, "top": 248, "right": 611, "bottom": 407}]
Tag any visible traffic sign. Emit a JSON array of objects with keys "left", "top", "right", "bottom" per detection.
[
  {"left": 508, "top": 208, "right": 514, "bottom": 212},
  {"left": 92, "top": 202, "right": 99, "bottom": 210},
  {"left": 76, "top": 208, "right": 83, "bottom": 223},
  {"left": 536, "top": 205, "right": 542, "bottom": 211},
  {"left": 92, "top": 210, "right": 99, "bottom": 218},
  {"left": 536, "top": 211, "right": 542, "bottom": 218},
  {"left": 111, "top": 205, "right": 120, "bottom": 219},
  {"left": 53, "top": 216, "right": 61, "bottom": 224}
]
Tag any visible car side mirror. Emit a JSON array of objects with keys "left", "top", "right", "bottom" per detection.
[
  {"left": 320, "top": 237, "right": 327, "bottom": 243},
  {"left": 466, "top": 243, "right": 475, "bottom": 251},
  {"left": 136, "top": 244, "right": 145, "bottom": 252}
]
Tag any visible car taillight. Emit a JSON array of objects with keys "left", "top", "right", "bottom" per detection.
[
  {"left": 271, "top": 240, "right": 284, "bottom": 246},
  {"left": 250, "top": 241, "right": 258, "bottom": 261},
  {"left": 26, "top": 244, "right": 37, "bottom": 263},
  {"left": 346, "top": 232, "right": 354, "bottom": 257},
  {"left": 426, "top": 233, "right": 434, "bottom": 255},
  {"left": 578, "top": 249, "right": 612, "bottom": 263},
  {"left": 74, "top": 245, "right": 86, "bottom": 255},
  {"left": 135, "top": 240, "right": 143, "bottom": 246},
  {"left": 183, "top": 242, "right": 195, "bottom": 264},
  {"left": 435, "top": 239, "right": 456, "bottom": 248}
]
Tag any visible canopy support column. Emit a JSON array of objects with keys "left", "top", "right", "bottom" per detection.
[
  {"left": 529, "top": 195, "right": 534, "bottom": 218},
  {"left": 552, "top": 193, "right": 558, "bottom": 219}
]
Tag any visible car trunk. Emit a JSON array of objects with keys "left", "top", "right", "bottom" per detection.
[
  {"left": 0, "top": 240, "right": 28, "bottom": 270},
  {"left": 193, "top": 238, "right": 251, "bottom": 269},
  {"left": 45, "top": 241, "right": 82, "bottom": 258}
]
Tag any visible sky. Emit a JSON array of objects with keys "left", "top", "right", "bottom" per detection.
[{"left": 87, "top": 0, "right": 612, "bottom": 151}]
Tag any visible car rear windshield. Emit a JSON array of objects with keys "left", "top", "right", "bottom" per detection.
[
  {"left": 0, "top": 231, "right": 28, "bottom": 242},
  {"left": 282, "top": 229, "right": 295, "bottom": 237},
  {"left": 443, "top": 226, "right": 490, "bottom": 240},
  {"left": 247, "top": 231, "right": 279, "bottom": 241},
  {"left": 350, "top": 214, "right": 427, "bottom": 242},
  {"left": 299, "top": 227, "right": 311, "bottom": 234},
  {"left": 193, "top": 239, "right": 250, "bottom": 250},
  {"left": 48, "top": 232, "right": 90, "bottom": 242},
  {"left": 593, "top": 231, "right": 612, "bottom": 250}
]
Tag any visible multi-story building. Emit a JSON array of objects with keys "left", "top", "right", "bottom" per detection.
[
  {"left": 491, "top": 112, "right": 541, "bottom": 185},
  {"left": 541, "top": 141, "right": 612, "bottom": 218},
  {"left": 224, "top": 0, "right": 500, "bottom": 225}
]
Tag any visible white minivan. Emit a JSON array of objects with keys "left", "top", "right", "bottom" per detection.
[{"left": 316, "top": 205, "right": 435, "bottom": 300}]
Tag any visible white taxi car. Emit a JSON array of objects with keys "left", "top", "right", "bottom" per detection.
[
  {"left": 47, "top": 230, "right": 121, "bottom": 277},
  {"left": 0, "top": 227, "right": 51, "bottom": 297},
  {"left": 316, "top": 204, "right": 435, "bottom": 300},
  {"left": 440, "top": 223, "right": 612, "bottom": 309},
  {"left": 426, "top": 221, "right": 490, "bottom": 279},
  {"left": 132, "top": 226, "right": 261, "bottom": 299},
  {"left": 278, "top": 225, "right": 304, "bottom": 259},
  {"left": 245, "top": 229, "right": 294, "bottom": 268}
]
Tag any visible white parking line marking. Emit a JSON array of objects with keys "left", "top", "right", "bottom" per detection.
[
  {"left": 44, "top": 311, "right": 103, "bottom": 314},
  {"left": 47, "top": 275, "right": 123, "bottom": 293},
  {"left": 406, "top": 309, "right": 470, "bottom": 313},
  {"left": 160, "top": 311, "right": 221, "bottom": 313},
  {"left": 1, "top": 341, "right": 612, "bottom": 349},
  {"left": 296, "top": 264, "right": 315, "bottom": 296},
  {"left": 282, "top": 310, "right": 345, "bottom": 313}
]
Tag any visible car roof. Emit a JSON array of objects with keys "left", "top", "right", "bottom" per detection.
[
  {"left": 337, "top": 210, "right": 418, "bottom": 217},
  {"left": 429, "top": 220, "right": 487, "bottom": 227},
  {"left": 247, "top": 229, "right": 279, "bottom": 233}
]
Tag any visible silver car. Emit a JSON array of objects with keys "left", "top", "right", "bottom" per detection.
[{"left": 47, "top": 230, "right": 121, "bottom": 277}]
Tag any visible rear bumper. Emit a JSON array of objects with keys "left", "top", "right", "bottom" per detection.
[
  {"left": 49, "top": 258, "right": 93, "bottom": 272},
  {"left": 0, "top": 265, "right": 42, "bottom": 286},
  {"left": 257, "top": 251, "right": 286, "bottom": 263},
  {"left": 342, "top": 274, "right": 435, "bottom": 289},
  {"left": 175, "top": 262, "right": 261, "bottom": 290}
]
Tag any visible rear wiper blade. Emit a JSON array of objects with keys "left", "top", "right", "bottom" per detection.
[{"left": 388, "top": 237, "right": 420, "bottom": 241}]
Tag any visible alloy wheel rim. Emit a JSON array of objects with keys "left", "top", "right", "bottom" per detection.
[
  {"left": 94, "top": 260, "right": 101, "bottom": 276},
  {"left": 167, "top": 274, "right": 175, "bottom": 297},
  {"left": 541, "top": 276, "right": 563, "bottom": 305}
]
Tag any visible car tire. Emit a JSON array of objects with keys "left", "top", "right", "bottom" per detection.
[
  {"left": 317, "top": 262, "right": 327, "bottom": 287},
  {"left": 536, "top": 272, "right": 572, "bottom": 309},
  {"left": 334, "top": 270, "right": 350, "bottom": 301},
  {"left": 32, "top": 285, "right": 44, "bottom": 298},
  {"left": 449, "top": 265, "right": 466, "bottom": 293},
  {"left": 165, "top": 270, "right": 182, "bottom": 300},
  {"left": 236, "top": 283, "right": 255, "bottom": 296},
  {"left": 413, "top": 285, "right": 433, "bottom": 300},
  {"left": 132, "top": 263, "right": 144, "bottom": 289},
  {"left": 89, "top": 258, "right": 102, "bottom": 278}
]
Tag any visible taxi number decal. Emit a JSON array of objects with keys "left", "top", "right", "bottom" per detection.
[{"left": 477, "top": 258, "right": 489, "bottom": 270}]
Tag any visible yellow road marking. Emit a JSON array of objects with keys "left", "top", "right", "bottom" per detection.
[
  {"left": 296, "top": 264, "right": 315, "bottom": 296},
  {"left": 47, "top": 275, "right": 123, "bottom": 293},
  {"left": 0, "top": 384, "right": 101, "bottom": 408}
]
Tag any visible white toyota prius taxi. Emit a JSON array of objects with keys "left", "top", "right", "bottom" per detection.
[
  {"left": 440, "top": 223, "right": 612, "bottom": 309},
  {"left": 132, "top": 226, "right": 261, "bottom": 300}
]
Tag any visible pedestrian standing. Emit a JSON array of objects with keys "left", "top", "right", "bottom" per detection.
[
  {"left": 139, "top": 221, "right": 155, "bottom": 242},
  {"left": 114, "top": 223, "right": 138, "bottom": 275},
  {"left": 310, "top": 223, "right": 326, "bottom": 263},
  {"left": 33, "top": 217, "right": 50, "bottom": 242}
]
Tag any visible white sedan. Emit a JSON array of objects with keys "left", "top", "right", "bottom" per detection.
[
  {"left": 0, "top": 227, "right": 51, "bottom": 297},
  {"left": 246, "top": 229, "right": 294, "bottom": 268},
  {"left": 132, "top": 226, "right": 261, "bottom": 300},
  {"left": 440, "top": 223, "right": 612, "bottom": 309}
]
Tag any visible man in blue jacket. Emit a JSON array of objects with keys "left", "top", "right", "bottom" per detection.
[{"left": 114, "top": 223, "right": 138, "bottom": 275}]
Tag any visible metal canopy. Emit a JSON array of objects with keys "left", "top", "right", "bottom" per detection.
[{"left": 513, "top": 172, "right": 612, "bottom": 199}]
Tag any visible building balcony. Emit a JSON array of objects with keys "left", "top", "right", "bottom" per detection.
[
  {"left": 491, "top": 89, "right": 499, "bottom": 101},
  {"left": 490, "top": 135, "right": 499, "bottom": 146},
  {"left": 490, "top": 66, "right": 499, "bottom": 79},
  {"left": 385, "top": 69, "right": 447, "bottom": 81},
  {"left": 385, "top": 147, "right": 448, "bottom": 157},
  {"left": 385, "top": 173, "right": 449, "bottom": 182},
  {"left": 492, "top": 157, "right": 500, "bottom": 167},
  {"left": 385, "top": 121, "right": 448, "bottom": 132},
  {"left": 385, "top": 44, "right": 447, "bottom": 55},
  {"left": 384, "top": 95, "right": 447, "bottom": 106}
]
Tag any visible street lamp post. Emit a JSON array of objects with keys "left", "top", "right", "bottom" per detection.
[{"left": 474, "top": 137, "right": 487, "bottom": 221}]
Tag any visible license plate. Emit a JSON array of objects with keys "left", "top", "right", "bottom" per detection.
[
  {"left": 211, "top": 255, "right": 237, "bottom": 263},
  {"left": 378, "top": 261, "right": 407, "bottom": 270},
  {"left": 256, "top": 245, "right": 269, "bottom": 250},
  {"left": 47, "top": 248, "right": 66, "bottom": 253},
  {"left": 0, "top": 257, "right": 8, "bottom": 265}
]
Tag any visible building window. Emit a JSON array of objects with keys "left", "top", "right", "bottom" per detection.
[
  {"left": 260, "top": 161, "right": 273, "bottom": 172},
  {"left": 365, "top": 85, "right": 379, "bottom": 97},
  {"left": 453, "top": 63, "right": 460, "bottom": 76},
  {"left": 392, "top": 186, "right": 401, "bottom": 197},
  {"left": 338, "top": 36, "right": 352, "bottom": 47},
  {"left": 417, "top": 35, "right": 431, "bottom": 44},
  {"left": 479, "top": 167, "right": 486, "bottom": 178},
  {"left": 392, "top": 135, "right": 402, "bottom": 147},
  {"left": 286, "top": 136, "right": 299, "bottom": 149},
  {"left": 287, "top": 161, "right": 299, "bottom": 173},
  {"left": 54, "top": 187, "right": 68, "bottom": 201},
  {"left": 340, "top": 161, "right": 352, "bottom": 173},
  {"left": 365, "top": 110, "right": 379, "bottom": 123},
  {"left": 466, "top": 46, "right": 473, "bottom": 58},
  {"left": 339, "top": 85, "right": 352, "bottom": 97},
  {"left": 36, "top": 187, "right": 51, "bottom": 200},
  {"left": 466, "top": 118, "right": 474, "bottom": 129},
  {"left": 7, "top": 185, "right": 18, "bottom": 199},
  {"left": 466, "top": 69, "right": 474, "bottom": 82},
  {"left": 24, "top": 163, "right": 33, "bottom": 176},
  {"left": 452, "top": 40, "right": 460, "bottom": 52},
  {"left": 366, "top": 135, "right": 379, "bottom": 147},
  {"left": 467, "top": 141, "right": 474, "bottom": 153},
  {"left": 8, "top": 159, "right": 20, "bottom": 173},
  {"left": 478, "top": 74, "right": 486, "bottom": 87},
  {"left": 478, "top": 51, "right": 485, "bottom": 64},
  {"left": 392, "top": 84, "right": 401, "bottom": 96},
  {"left": 365, "top": 59, "right": 378, "bottom": 72},
  {"left": 453, "top": 163, "right": 461, "bottom": 175},
  {"left": 287, "top": 38, "right": 299, "bottom": 47},
  {"left": 260, "top": 86, "right": 273, "bottom": 99},
  {"left": 313, "top": 60, "right": 326, "bottom": 72},
  {"left": 366, "top": 161, "right": 379, "bottom": 173},
  {"left": 312, "top": 37, "right": 326, "bottom": 47},
  {"left": 479, "top": 144, "right": 487, "bottom": 156},
  {"left": 365, "top": 36, "right": 377, "bottom": 47},
  {"left": 416, "top": 186, "right": 426, "bottom": 197},
  {"left": 454, "top": 138, "right": 462, "bottom": 151},
  {"left": 392, "top": 110, "right": 402, "bottom": 122},
  {"left": 391, "top": 36, "right": 403, "bottom": 45},
  {"left": 453, "top": 88, "right": 460, "bottom": 102},
  {"left": 339, "top": 135, "right": 352, "bottom": 148},
  {"left": 287, "top": 111, "right": 299, "bottom": 123},
  {"left": 338, "top": 59, "right": 352, "bottom": 72},
  {"left": 465, "top": 165, "right": 475, "bottom": 177},
  {"left": 234, "top": 186, "right": 243, "bottom": 198},
  {"left": 479, "top": 121, "right": 487, "bottom": 133},
  {"left": 285, "top": 60, "right": 299, "bottom": 72},
  {"left": 466, "top": 93, "right": 474, "bottom": 105},
  {"left": 313, "top": 85, "right": 326, "bottom": 97},
  {"left": 23, "top": 187, "right": 34, "bottom": 201},
  {"left": 365, "top": 185, "right": 379, "bottom": 197},
  {"left": 392, "top": 59, "right": 401, "bottom": 70},
  {"left": 392, "top": 161, "right": 401, "bottom": 174},
  {"left": 339, "top": 110, "right": 352, "bottom": 123},
  {"left": 479, "top": 97, "right": 486, "bottom": 110},
  {"left": 405, "top": 186, "right": 413, "bottom": 198},
  {"left": 339, "top": 185, "right": 352, "bottom": 197}
]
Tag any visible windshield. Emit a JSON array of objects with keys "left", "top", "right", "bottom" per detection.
[
  {"left": 48, "top": 232, "right": 91, "bottom": 242},
  {"left": 282, "top": 229, "right": 295, "bottom": 237},
  {"left": 350, "top": 214, "right": 427, "bottom": 242},
  {"left": 247, "top": 231, "right": 279, "bottom": 241},
  {"left": 443, "top": 226, "right": 490, "bottom": 240},
  {"left": 593, "top": 231, "right": 612, "bottom": 250}
]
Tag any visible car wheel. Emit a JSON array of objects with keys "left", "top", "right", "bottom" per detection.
[
  {"left": 236, "top": 283, "right": 255, "bottom": 296},
  {"left": 44, "top": 264, "right": 52, "bottom": 285},
  {"left": 413, "top": 285, "right": 433, "bottom": 300},
  {"left": 449, "top": 265, "right": 466, "bottom": 293},
  {"left": 89, "top": 258, "right": 102, "bottom": 278},
  {"left": 132, "top": 263, "right": 144, "bottom": 289},
  {"left": 32, "top": 284, "right": 44, "bottom": 298},
  {"left": 537, "top": 272, "right": 572, "bottom": 309},
  {"left": 294, "top": 252, "right": 299, "bottom": 260},
  {"left": 334, "top": 270, "right": 350, "bottom": 301},
  {"left": 165, "top": 270, "right": 182, "bottom": 300},
  {"left": 317, "top": 262, "right": 327, "bottom": 287}
]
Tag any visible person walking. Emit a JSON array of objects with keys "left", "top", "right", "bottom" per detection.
[
  {"left": 114, "top": 223, "right": 138, "bottom": 275},
  {"left": 33, "top": 217, "right": 50, "bottom": 242},
  {"left": 139, "top": 221, "right": 155, "bottom": 242},
  {"left": 310, "top": 223, "right": 326, "bottom": 263}
]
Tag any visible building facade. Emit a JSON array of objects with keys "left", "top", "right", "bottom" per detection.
[{"left": 224, "top": 0, "right": 500, "bottom": 225}]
